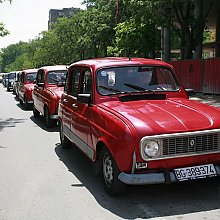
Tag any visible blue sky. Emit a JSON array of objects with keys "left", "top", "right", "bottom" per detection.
[{"left": 0, "top": 0, "right": 85, "bottom": 49}]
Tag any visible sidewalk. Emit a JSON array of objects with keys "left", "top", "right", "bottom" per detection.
[{"left": 190, "top": 93, "right": 220, "bottom": 108}]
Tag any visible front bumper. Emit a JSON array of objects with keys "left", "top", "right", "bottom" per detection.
[{"left": 118, "top": 164, "right": 220, "bottom": 185}]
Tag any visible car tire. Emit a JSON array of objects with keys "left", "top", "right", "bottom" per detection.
[
  {"left": 33, "top": 104, "right": 40, "bottom": 117},
  {"left": 93, "top": 148, "right": 102, "bottom": 177},
  {"left": 101, "top": 147, "right": 127, "bottom": 196},
  {"left": 19, "top": 96, "right": 23, "bottom": 105},
  {"left": 24, "top": 96, "right": 29, "bottom": 110},
  {"left": 59, "top": 122, "right": 71, "bottom": 149},
  {"left": 44, "top": 107, "right": 55, "bottom": 128}
]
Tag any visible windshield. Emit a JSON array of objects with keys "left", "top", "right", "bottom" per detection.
[
  {"left": 96, "top": 66, "right": 180, "bottom": 95},
  {"left": 48, "top": 70, "right": 67, "bottom": 85},
  {"left": 26, "top": 72, "right": 37, "bottom": 83},
  {"left": 9, "top": 73, "right": 16, "bottom": 79}
]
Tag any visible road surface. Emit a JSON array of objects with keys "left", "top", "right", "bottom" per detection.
[{"left": 0, "top": 84, "right": 220, "bottom": 220}]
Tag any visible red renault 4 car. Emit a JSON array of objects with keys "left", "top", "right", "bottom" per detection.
[
  {"left": 18, "top": 68, "right": 38, "bottom": 109},
  {"left": 32, "top": 65, "right": 67, "bottom": 127},
  {"left": 58, "top": 57, "right": 220, "bottom": 196}
]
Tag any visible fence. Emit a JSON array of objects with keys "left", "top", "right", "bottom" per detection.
[{"left": 169, "top": 58, "right": 220, "bottom": 94}]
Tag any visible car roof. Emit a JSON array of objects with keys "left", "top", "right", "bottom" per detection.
[
  {"left": 22, "top": 68, "right": 38, "bottom": 73},
  {"left": 38, "top": 65, "right": 67, "bottom": 71},
  {"left": 69, "top": 57, "right": 173, "bottom": 70}
]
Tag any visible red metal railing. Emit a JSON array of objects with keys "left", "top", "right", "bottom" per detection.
[{"left": 169, "top": 58, "right": 220, "bottom": 94}]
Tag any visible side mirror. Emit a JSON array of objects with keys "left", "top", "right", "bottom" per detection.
[
  {"left": 185, "top": 88, "right": 194, "bottom": 96},
  {"left": 77, "top": 94, "right": 91, "bottom": 105}
]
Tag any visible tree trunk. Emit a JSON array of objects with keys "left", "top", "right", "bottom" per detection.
[
  {"left": 194, "top": 0, "right": 203, "bottom": 59},
  {"left": 161, "top": 4, "right": 171, "bottom": 61},
  {"left": 185, "top": 31, "right": 193, "bottom": 59}
]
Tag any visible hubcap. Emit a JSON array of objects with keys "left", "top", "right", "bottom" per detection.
[{"left": 103, "top": 154, "right": 113, "bottom": 186}]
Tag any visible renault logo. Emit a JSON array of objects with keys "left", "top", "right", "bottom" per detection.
[{"left": 190, "top": 139, "right": 195, "bottom": 146}]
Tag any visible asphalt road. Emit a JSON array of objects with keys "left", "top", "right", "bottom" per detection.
[{"left": 0, "top": 84, "right": 220, "bottom": 220}]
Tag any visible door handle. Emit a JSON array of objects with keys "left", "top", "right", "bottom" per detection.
[
  {"left": 63, "top": 99, "right": 68, "bottom": 103},
  {"left": 72, "top": 104, "right": 77, "bottom": 108}
]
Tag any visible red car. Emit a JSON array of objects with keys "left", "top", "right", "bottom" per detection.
[
  {"left": 58, "top": 57, "right": 220, "bottom": 196},
  {"left": 17, "top": 69, "right": 38, "bottom": 109},
  {"left": 32, "top": 65, "right": 67, "bottom": 127}
]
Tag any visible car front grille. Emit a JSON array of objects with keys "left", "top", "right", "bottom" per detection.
[{"left": 162, "top": 132, "right": 220, "bottom": 156}]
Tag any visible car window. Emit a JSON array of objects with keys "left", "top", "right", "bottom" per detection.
[
  {"left": 9, "top": 73, "right": 15, "bottom": 79},
  {"left": 47, "top": 70, "right": 67, "bottom": 85},
  {"left": 96, "top": 66, "right": 180, "bottom": 95},
  {"left": 20, "top": 72, "right": 25, "bottom": 83},
  {"left": 82, "top": 70, "right": 92, "bottom": 95},
  {"left": 26, "top": 72, "right": 37, "bottom": 83},
  {"left": 36, "top": 70, "right": 45, "bottom": 84},
  {"left": 71, "top": 68, "right": 81, "bottom": 97}
]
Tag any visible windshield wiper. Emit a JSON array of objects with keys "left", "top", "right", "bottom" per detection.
[
  {"left": 48, "top": 77, "right": 59, "bottom": 83},
  {"left": 48, "top": 77, "right": 65, "bottom": 85},
  {"left": 124, "top": 83, "right": 154, "bottom": 92},
  {"left": 99, "top": 85, "right": 122, "bottom": 93}
]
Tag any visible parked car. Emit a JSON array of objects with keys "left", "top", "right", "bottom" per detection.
[
  {"left": 2, "top": 73, "right": 8, "bottom": 87},
  {"left": 0, "top": 73, "right": 6, "bottom": 83},
  {"left": 32, "top": 65, "right": 67, "bottom": 127},
  {"left": 5, "top": 71, "right": 16, "bottom": 91},
  {"left": 12, "top": 71, "right": 21, "bottom": 97},
  {"left": 58, "top": 57, "right": 220, "bottom": 196},
  {"left": 17, "top": 68, "right": 38, "bottom": 109}
]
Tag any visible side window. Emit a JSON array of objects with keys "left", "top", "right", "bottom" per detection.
[
  {"left": 21, "top": 72, "right": 25, "bottom": 83},
  {"left": 71, "top": 68, "right": 81, "bottom": 97},
  {"left": 82, "top": 70, "right": 92, "bottom": 95},
  {"left": 36, "top": 70, "right": 44, "bottom": 84}
]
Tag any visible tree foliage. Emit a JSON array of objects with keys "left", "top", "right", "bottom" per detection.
[
  {"left": 0, "top": 0, "right": 214, "bottom": 72},
  {"left": 0, "top": 0, "right": 12, "bottom": 38}
]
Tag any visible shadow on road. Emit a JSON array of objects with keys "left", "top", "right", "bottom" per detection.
[
  {"left": 15, "top": 102, "right": 33, "bottom": 111},
  {"left": 0, "top": 117, "right": 27, "bottom": 131},
  {"left": 30, "top": 115, "right": 59, "bottom": 132},
  {"left": 54, "top": 144, "right": 220, "bottom": 219}
]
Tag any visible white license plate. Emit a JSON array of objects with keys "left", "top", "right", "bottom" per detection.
[{"left": 174, "top": 164, "right": 217, "bottom": 181}]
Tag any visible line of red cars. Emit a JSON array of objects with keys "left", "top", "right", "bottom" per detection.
[
  {"left": 10, "top": 65, "right": 67, "bottom": 127},
  {"left": 3, "top": 58, "right": 220, "bottom": 196}
]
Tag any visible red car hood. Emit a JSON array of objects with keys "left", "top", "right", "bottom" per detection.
[
  {"left": 101, "top": 98, "right": 220, "bottom": 136},
  {"left": 48, "top": 87, "right": 64, "bottom": 98}
]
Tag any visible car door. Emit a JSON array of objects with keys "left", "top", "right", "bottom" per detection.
[
  {"left": 61, "top": 67, "right": 81, "bottom": 140},
  {"left": 70, "top": 68, "right": 94, "bottom": 159},
  {"left": 33, "top": 69, "right": 45, "bottom": 113},
  {"left": 18, "top": 72, "right": 25, "bottom": 100}
]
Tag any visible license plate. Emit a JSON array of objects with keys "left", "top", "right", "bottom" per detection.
[{"left": 174, "top": 164, "right": 217, "bottom": 181}]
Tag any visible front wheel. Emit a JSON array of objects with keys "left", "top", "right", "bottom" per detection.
[
  {"left": 33, "top": 104, "right": 40, "bottom": 117},
  {"left": 44, "top": 107, "right": 55, "bottom": 128},
  {"left": 102, "top": 148, "right": 126, "bottom": 196},
  {"left": 59, "top": 122, "right": 71, "bottom": 149},
  {"left": 24, "top": 96, "right": 29, "bottom": 110}
]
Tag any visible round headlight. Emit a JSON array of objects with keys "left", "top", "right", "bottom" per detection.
[{"left": 143, "top": 140, "right": 159, "bottom": 157}]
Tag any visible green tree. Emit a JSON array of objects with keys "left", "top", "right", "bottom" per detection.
[
  {"left": 114, "top": 0, "right": 160, "bottom": 57},
  {"left": 154, "top": 0, "right": 213, "bottom": 59},
  {"left": 0, "top": 0, "right": 12, "bottom": 37}
]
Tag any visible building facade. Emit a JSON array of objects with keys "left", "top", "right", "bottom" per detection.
[{"left": 48, "top": 7, "right": 80, "bottom": 30}]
